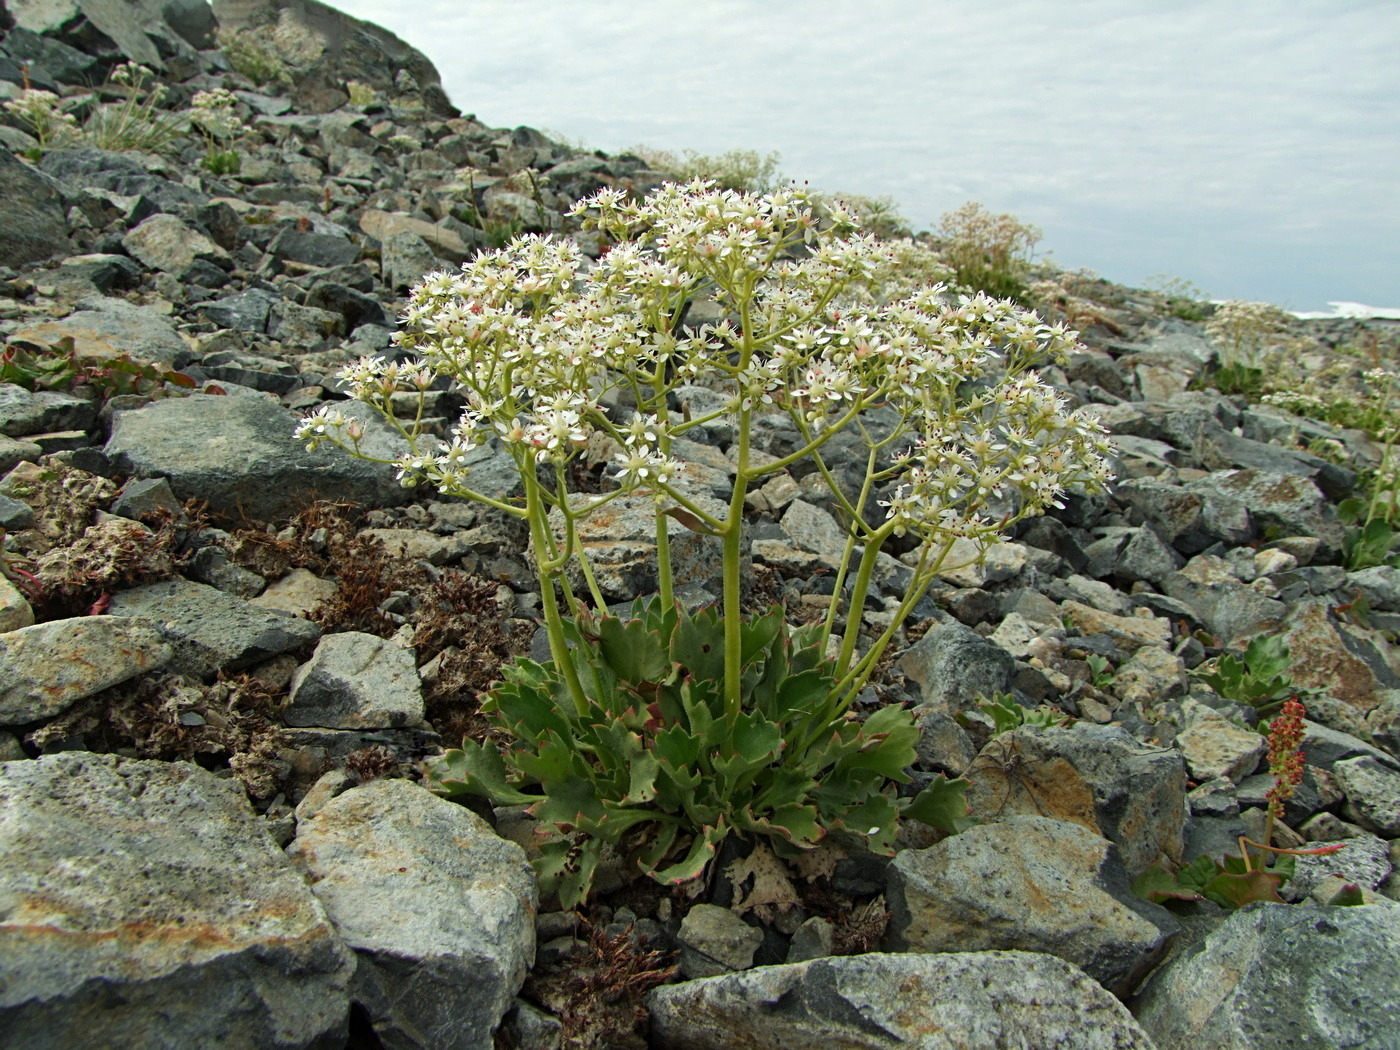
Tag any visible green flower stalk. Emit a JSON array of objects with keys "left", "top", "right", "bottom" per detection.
[{"left": 298, "top": 181, "right": 1114, "bottom": 900}]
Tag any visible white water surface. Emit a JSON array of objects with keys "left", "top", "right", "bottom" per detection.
[{"left": 330, "top": 1, "right": 1399, "bottom": 316}]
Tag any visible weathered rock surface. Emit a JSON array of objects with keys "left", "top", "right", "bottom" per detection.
[
  {"left": 886, "top": 816, "right": 1179, "bottom": 997},
  {"left": 0, "top": 616, "right": 171, "bottom": 724},
  {"left": 105, "top": 394, "right": 408, "bottom": 521},
  {"left": 647, "top": 951, "right": 1158, "bottom": 1049},
  {"left": 1132, "top": 903, "right": 1400, "bottom": 1049},
  {"left": 287, "top": 778, "right": 537, "bottom": 1050},
  {"left": 962, "top": 724, "right": 1187, "bottom": 877},
  {"left": 0, "top": 753, "right": 355, "bottom": 1048},
  {"left": 286, "top": 631, "right": 425, "bottom": 729}
]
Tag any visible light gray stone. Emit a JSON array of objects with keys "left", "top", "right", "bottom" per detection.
[
  {"left": 963, "top": 724, "right": 1187, "bottom": 878},
  {"left": 288, "top": 778, "right": 536, "bottom": 1050},
  {"left": 107, "top": 577, "right": 320, "bottom": 679},
  {"left": 647, "top": 951, "right": 1157, "bottom": 1050},
  {"left": 0, "top": 753, "right": 354, "bottom": 1049},
  {"left": 105, "top": 394, "right": 409, "bottom": 521},
  {"left": 886, "top": 816, "right": 1178, "bottom": 997},
  {"left": 1281, "top": 831, "right": 1393, "bottom": 903},
  {"left": 0, "top": 384, "right": 98, "bottom": 439},
  {"left": 121, "top": 213, "right": 230, "bottom": 278},
  {"left": 1176, "top": 716, "right": 1266, "bottom": 783},
  {"left": 287, "top": 631, "right": 425, "bottom": 729},
  {"left": 1133, "top": 903, "right": 1400, "bottom": 1050},
  {"left": 0, "top": 616, "right": 171, "bottom": 725},
  {"left": 778, "top": 499, "right": 847, "bottom": 568},
  {"left": 677, "top": 903, "right": 764, "bottom": 979},
  {"left": 6, "top": 296, "right": 188, "bottom": 367},
  {"left": 898, "top": 620, "right": 1014, "bottom": 711},
  {"left": 1333, "top": 755, "right": 1400, "bottom": 836},
  {"left": 0, "top": 147, "right": 70, "bottom": 268}
]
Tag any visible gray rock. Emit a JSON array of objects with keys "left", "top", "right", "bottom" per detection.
[
  {"left": 1176, "top": 716, "right": 1266, "bottom": 783},
  {"left": 269, "top": 228, "right": 361, "bottom": 269},
  {"left": 121, "top": 213, "right": 231, "bottom": 278},
  {"left": 107, "top": 578, "right": 320, "bottom": 678},
  {"left": 1115, "top": 525, "right": 1184, "bottom": 585},
  {"left": 187, "top": 545, "right": 267, "bottom": 599},
  {"left": 0, "top": 147, "right": 70, "bottom": 267},
  {"left": 785, "top": 916, "right": 835, "bottom": 963},
  {"left": 886, "top": 816, "right": 1179, "bottom": 997},
  {"left": 1333, "top": 755, "right": 1400, "bottom": 836},
  {"left": 0, "top": 753, "right": 354, "bottom": 1049},
  {"left": 1281, "top": 831, "right": 1393, "bottom": 903},
  {"left": 1346, "top": 564, "right": 1400, "bottom": 612},
  {"left": 40, "top": 148, "right": 206, "bottom": 212},
  {"left": 211, "top": 0, "right": 456, "bottom": 117},
  {"left": 380, "top": 230, "right": 439, "bottom": 293},
  {"left": 778, "top": 499, "right": 847, "bottom": 568},
  {"left": 0, "top": 383, "right": 98, "bottom": 439},
  {"left": 287, "top": 631, "right": 425, "bottom": 729},
  {"left": 288, "top": 779, "right": 536, "bottom": 1050},
  {"left": 0, "top": 577, "right": 34, "bottom": 635},
  {"left": 1283, "top": 598, "right": 1400, "bottom": 714},
  {"left": 647, "top": 950, "right": 1157, "bottom": 1049},
  {"left": 1198, "top": 469, "right": 1345, "bottom": 556},
  {"left": 898, "top": 620, "right": 1015, "bottom": 710},
  {"left": 677, "top": 903, "right": 764, "bottom": 979},
  {"left": 914, "top": 706, "right": 979, "bottom": 775},
  {"left": 360, "top": 209, "right": 476, "bottom": 262},
  {"left": 105, "top": 393, "right": 408, "bottom": 521},
  {"left": 196, "top": 287, "right": 282, "bottom": 332},
  {"left": 963, "top": 724, "right": 1187, "bottom": 878},
  {"left": 0, "top": 616, "right": 171, "bottom": 725},
  {"left": 1133, "top": 903, "right": 1400, "bottom": 1049},
  {"left": 5, "top": 296, "right": 188, "bottom": 367}
]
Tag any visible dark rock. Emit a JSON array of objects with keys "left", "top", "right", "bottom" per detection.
[{"left": 0, "top": 148, "right": 71, "bottom": 267}]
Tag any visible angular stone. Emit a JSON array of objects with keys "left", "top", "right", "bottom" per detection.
[
  {"left": 1133, "top": 903, "right": 1400, "bottom": 1050},
  {"left": 898, "top": 620, "right": 1014, "bottom": 711},
  {"left": 676, "top": 903, "right": 764, "bottom": 979},
  {"left": 107, "top": 578, "right": 320, "bottom": 679},
  {"left": 886, "top": 817, "right": 1178, "bottom": 998},
  {"left": 0, "top": 147, "right": 70, "bottom": 268},
  {"left": 288, "top": 779, "right": 536, "bottom": 1050},
  {"left": 1333, "top": 755, "right": 1400, "bottom": 836},
  {"left": 1283, "top": 598, "right": 1399, "bottom": 713},
  {"left": 105, "top": 393, "right": 408, "bottom": 521},
  {"left": 0, "top": 753, "right": 354, "bottom": 1048},
  {"left": 552, "top": 491, "right": 734, "bottom": 603},
  {"left": 360, "top": 209, "right": 475, "bottom": 262},
  {"left": 778, "top": 499, "right": 846, "bottom": 569},
  {"left": 1281, "top": 831, "right": 1393, "bottom": 903},
  {"left": 1204, "top": 469, "right": 1345, "bottom": 556},
  {"left": 962, "top": 724, "right": 1187, "bottom": 878},
  {"left": 646, "top": 951, "right": 1156, "bottom": 1050},
  {"left": 1177, "top": 716, "right": 1266, "bottom": 783},
  {"left": 287, "top": 631, "right": 425, "bottom": 729},
  {"left": 0, "top": 577, "right": 34, "bottom": 635},
  {"left": 1062, "top": 600, "right": 1171, "bottom": 651},
  {"left": 935, "top": 536, "right": 1028, "bottom": 588},
  {"left": 121, "top": 213, "right": 230, "bottom": 278},
  {"left": 0, "top": 616, "right": 171, "bottom": 725},
  {"left": 251, "top": 567, "right": 338, "bottom": 617},
  {"left": 6, "top": 297, "right": 188, "bottom": 367}
]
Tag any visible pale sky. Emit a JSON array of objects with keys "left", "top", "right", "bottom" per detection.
[{"left": 330, "top": 1, "right": 1399, "bottom": 313}]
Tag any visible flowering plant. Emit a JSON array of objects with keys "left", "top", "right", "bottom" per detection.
[{"left": 299, "top": 181, "right": 1114, "bottom": 902}]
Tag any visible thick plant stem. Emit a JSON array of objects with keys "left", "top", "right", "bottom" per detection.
[
  {"left": 523, "top": 470, "right": 588, "bottom": 715},
  {"left": 655, "top": 507, "right": 674, "bottom": 611}
]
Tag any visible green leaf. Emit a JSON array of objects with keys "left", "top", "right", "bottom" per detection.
[
  {"left": 599, "top": 616, "right": 672, "bottom": 684},
  {"left": 672, "top": 607, "right": 726, "bottom": 683},
  {"left": 422, "top": 741, "right": 541, "bottom": 806},
  {"left": 902, "top": 774, "right": 972, "bottom": 834},
  {"left": 1176, "top": 854, "right": 1226, "bottom": 893},
  {"left": 744, "top": 802, "right": 825, "bottom": 849},
  {"left": 1202, "top": 868, "right": 1285, "bottom": 908},
  {"left": 626, "top": 749, "right": 660, "bottom": 803},
  {"left": 648, "top": 821, "right": 726, "bottom": 885},
  {"left": 740, "top": 606, "right": 785, "bottom": 666},
  {"left": 1132, "top": 861, "right": 1203, "bottom": 904}
]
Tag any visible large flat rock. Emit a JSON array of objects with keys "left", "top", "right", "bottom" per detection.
[
  {"left": 0, "top": 753, "right": 354, "bottom": 1048},
  {"left": 104, "top": 393, "right": 408, "bottom": 521}
]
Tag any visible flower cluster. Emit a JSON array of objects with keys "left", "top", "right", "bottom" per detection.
[
  {"left": 3, "top": 89, "right": 78, "bottom": 149},
  {"left": 189, "top": 88, "right": 240, "bottom": 141},
  {"left": 1264, "top": 697, "right": 1308, "bottom": 822},
  {"left": 1205, "top": 299, "right": 1294, "bottom": 369},
  {"left": 300, "top": 180, "right": 1114, "bottom": 706}
]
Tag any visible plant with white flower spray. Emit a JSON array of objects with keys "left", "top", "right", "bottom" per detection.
[{"left": 298, "top": 180, "right": 1114, "bottom": 905}]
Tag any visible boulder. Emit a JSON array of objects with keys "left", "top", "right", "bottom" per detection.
[
  {"left": 286, "top": 631, "right": 425, "bottom": 729},
  {"left": 104, "top": 393, "right": 409, "bottom": 521},
  {"left": 0, "top": 147, "right": 70, "bottom": 267},
  {"left": 0, "top": 753, "right": 355, "bottom": 1048},
  {"left": 647, "top": 950, "right": 1157, "bottom": 1049},
  {"left": 962, "top": 724, "right": 1187, "bottom": 877},
  {"left": 287, "top": 778, "right": 536, "bottom": 1050},
  {"left": 1133, "top": 903, "right": 1400, "bottom": 1049},
  {"left": 886, "top": 816, "right": 1179, "bottom": 997},
  {"left": 0, "top": 616, "right": 171, "bottom": 725}
]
